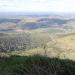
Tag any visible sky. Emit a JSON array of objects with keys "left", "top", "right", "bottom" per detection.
[{"left": 0, "top": 0, "right": 75, "bottom": 13}]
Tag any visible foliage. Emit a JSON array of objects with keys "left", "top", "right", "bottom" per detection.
[{"left": 0, "top": 55, "right": 75, "bottom": 75}]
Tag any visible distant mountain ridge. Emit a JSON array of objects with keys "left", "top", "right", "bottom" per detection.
[{"left": 0, "top": 16, "right": 75, "bottom": 31}]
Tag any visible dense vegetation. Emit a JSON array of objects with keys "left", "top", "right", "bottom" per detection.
[
  {"left": 0, "top": 55, "right": 75, "bottom": 75},
  {"left": 0, "top": 32, "right": 50, "bottom": 52}
]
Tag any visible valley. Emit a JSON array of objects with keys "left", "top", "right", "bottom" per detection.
[{"left": 0, "top": 15, "right": 75, "bottom": 61}]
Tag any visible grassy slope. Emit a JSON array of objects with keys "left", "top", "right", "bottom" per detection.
[
  {"left": 0, "top": 27, "right": 75, "bottom": 75},
  {"left": 0, "top": 55, "right": 75, "bottom": 75}
]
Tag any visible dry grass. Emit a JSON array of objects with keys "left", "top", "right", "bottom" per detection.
[{"left": 57, "top": 35, "right": 75, "bottom": 49}]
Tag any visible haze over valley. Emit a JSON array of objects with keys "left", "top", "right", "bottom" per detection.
[{"left": 0, "top": 14, "right": 75, "bottom": 60}]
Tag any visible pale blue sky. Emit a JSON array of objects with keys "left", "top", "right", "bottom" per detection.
[{"left": 0, "top": 0, "right": 75, "bottom": 13}]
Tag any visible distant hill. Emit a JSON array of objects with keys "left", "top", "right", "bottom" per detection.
[
  {"left": 19, "top": 18, "right": 68, "bottom": 29},
  {"left": 0, "top": 16, "right": 74, "bottom": 31}
]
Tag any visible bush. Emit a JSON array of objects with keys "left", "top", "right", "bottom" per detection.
[{"left": 0, "top": 55, "right": 75, "bottom": 75}]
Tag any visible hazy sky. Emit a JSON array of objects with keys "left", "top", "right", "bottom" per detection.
[{"left": 0, "top": 0, "right": 75, "bottom": 13}]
